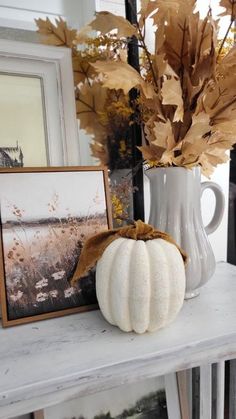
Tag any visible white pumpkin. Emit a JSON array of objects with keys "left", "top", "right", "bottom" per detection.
[{"left": 96, "top": 237, "right": 186, "bottom": 334}]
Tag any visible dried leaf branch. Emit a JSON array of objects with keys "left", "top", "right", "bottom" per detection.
[{"left": 36, "top": 1, "right": 236, "bottom": 177}]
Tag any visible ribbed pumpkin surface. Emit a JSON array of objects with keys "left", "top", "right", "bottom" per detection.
[{"left": 96, "top": 237, "right": 186, "bottom": 333}]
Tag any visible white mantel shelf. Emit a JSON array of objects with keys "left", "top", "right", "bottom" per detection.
[{"left": 1, "top": 262, "right": 236, "bottom": 418}]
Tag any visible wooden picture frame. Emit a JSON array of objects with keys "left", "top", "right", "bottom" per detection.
[
  {"left": 0, "top": 39, "right": 80, "bottom": 166},
  {"left": 0, "top": 166, "right": 112, "bottom": 327}
]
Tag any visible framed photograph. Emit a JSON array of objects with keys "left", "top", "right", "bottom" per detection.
[
  {"left": 0, "top": 167, "right": 112, "bottom": 327},
  {"left": 0, "top": 39, "right": 80, "bottom": 167}
]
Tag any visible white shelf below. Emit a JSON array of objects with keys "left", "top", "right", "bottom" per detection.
[{"left": 1, "top": 262, "right": 236, "bottom": 418}]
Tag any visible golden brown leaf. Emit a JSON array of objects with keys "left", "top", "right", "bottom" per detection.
[
  {"left": 174, "top": 138, "right": 208, "bottom": 167},
  {"left": 152, "top": 0, "right": 195, "bottom": 25},
  {"left": 190, "top": 15, "right": 217, "bottom": 86},
  {"left": 152, "top": 119, "right": 176, "bottom": 149},
  {"left": 76, "top": 82, "right": 107, "bottom": 137},
  {"left": 183, "top": 112, "right": 211, "bottom": 143},
  {"left": 159, "top": 150, "right": 176, "bottom": 165},
  {"left": 219, "top": 0, "right": 236, "bottom": 19},
  {"left": 76, "top": 12, "right": 137, "bottom": 42},
  {"left": 157, "top": 13, "right": 191, "bottom": 75},
  {"left": 90, "top": 142, "right": 109, "bottom": 165},
  {"left": 91, "top": 60, "right": 155, "bottom": 98},
  {"left": 138, "top": 144, "right": 165, "bottom": 161},
  {"left": 72, "top": 55, "right": 96, "bottom": 85},
  {"left": 36, "top": 17, "right": 77, "bottom": 48},
  {"left": 138, "top": 0, "right": 159, "bottom": 27},
  {"left": 161, "top": 76, "right": 184, "bottom": 122}
]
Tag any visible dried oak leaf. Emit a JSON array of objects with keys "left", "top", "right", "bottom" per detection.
[
  {"left": 90, "top": 142, "right": 109, "bottom": 165},
  {"left": 217, "top": 47, "right": 236, "bottom": 75},
  {"left": 72, "top": 55, "right": 96, "bottom": 85},
  {"left": 138, "top": 144, "right": 165, "bottom": 161},
  {"left": 219, "top": 0, "right": 236, "bottom": 19},
  {"left": 138, "top": 0, "right": 158, "bottom": 28},
  {"left": 152, "top": 0, "right": 194, "bottom": 25},
  {"left": 91, "top": 60, "right": 155, "bottom": 98},
  {"left": 183, "top": 113, "right": 211, "bottom": 143},
  {"left": 190, "top": 15, "right": 217, "bottom": 86},
  {"left": 152, "top": 119, "right": 176, "bottom": 150},
  {"left": 78, "top": 11, "right": 138, "bottom": 39},
  {"left": 142, "top": 118, "right": 176, "bottom": 165},
  {"left": 36, "top": 17, "right": 77, "bottom": 48},
  {"left": 159, "top": 150, "right": 176, "bottom": 165},
  {"left": 157, "top": 12, "right": 191, "bottom": 75},
  {"left": 161, "top": 76, "right": 184, "bottom": 122},
  {"left": 175, "top": 138, "right": 209, "bottom": 166},
  {"left": 197, "top": 75, "right": 236, "bottom": 125},
  {"left": 76, "top": 82, "right": 107, "bottom": 138},
  {"left": 199, "top": 145, "right": 229, "bottom": 177}
]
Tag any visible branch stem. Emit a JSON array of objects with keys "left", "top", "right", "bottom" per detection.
[{"left": 136, "top": 23, "right": 159, "bottom": 91}]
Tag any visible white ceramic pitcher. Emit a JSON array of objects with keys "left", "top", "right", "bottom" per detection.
[{"left": 145, "top": 167, "right": 225, "bottom": 298}]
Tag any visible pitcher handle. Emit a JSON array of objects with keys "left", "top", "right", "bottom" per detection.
[{"left": 201, "top": 182, "right": 225, "bottom": 235}]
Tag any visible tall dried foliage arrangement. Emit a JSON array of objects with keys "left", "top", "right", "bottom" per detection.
[{"left": 36, "top": 0, "right": 236, "bottom": 176}]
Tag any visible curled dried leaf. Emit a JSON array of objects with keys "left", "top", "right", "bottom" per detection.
[
  {"left": 91, "top": 60, "right": 155, "bottom": 98},
  {"left": 79, "top": 11, "right": 138, "bottom": 39}
]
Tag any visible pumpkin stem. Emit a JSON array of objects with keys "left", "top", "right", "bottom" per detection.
[{"left": 71, "top": 220, "right": 187, "bottom": 285}]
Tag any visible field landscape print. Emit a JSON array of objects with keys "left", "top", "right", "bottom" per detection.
[{"left": 0, "top": 168, "right": 110, "bottom": 325}]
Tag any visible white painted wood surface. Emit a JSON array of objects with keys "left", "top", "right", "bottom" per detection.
[
  {"left": 200, "top": 364, "right": 212, "bottom": 419},
  {"left": 177, "top": 370, "right": 192, "bottom": 419},
  {"left": 1, "top": 262, "right": 236, "bottom": 418},
  {"left": 164, "top": 373, "right": 181, "bottom": 419}
]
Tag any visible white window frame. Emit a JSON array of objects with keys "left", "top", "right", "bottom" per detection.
[{"left": 0, "top": 39, "right": 80, "bottom": 166}]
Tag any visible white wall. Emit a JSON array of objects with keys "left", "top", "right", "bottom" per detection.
[
  {"left": 98, "top": 0, "right": 125, "bottom": 14},
  {"left": 0, "top": 0, "right": 96, "bottom": 30}
]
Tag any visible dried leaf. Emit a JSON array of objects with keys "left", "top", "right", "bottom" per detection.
[
  {"left": 138, "top": 144, "right": 165, "bottom": 161},
  {"left": 152, "top": 119, "right": 176, "bottom": 149},
  {"left": 191, "top": 15, "right": 217, "bottom": 85},
  {"left": 85, "top": 11, "right": 138, "bottom": 38},
  {"left": 219, "top": 0, "right": 236, "bottom": 19},
  {"left": 199, "top": 147, "right": 229, "bottom": 177},
  {"left": 90, "top": 142, "right": 109, "bottom": 165},
  {"left": 152, "top": 0, "right": 195, "bottom": 25},
  {"left": 91, "top": 60, "right": 155, "bottom": 98},
  {"left": 161, "top": 76, "right": 184, "bottom": 122},
  {"left": 159, "top": 150, "right": 176, "bottom": 165},
  {"left": 72, "top": 55, "right": 96, "bottom": 85},
  {"left": 75, "top": 25, "right": 92, "bottom": 44},
  {"left": 175, "top": 137, "right": 209, "bottom": 166},
  {"left": 160, "top": 22, "right": 189, "bottom": 74},
  {"left": 138, "top": 0, "right": 159, "bottom": 27},
  {"left": 197, "top": 73, "right": 236, "bottom": 125},
  {"left": 76, "top": 82, "right": 107, "bottom": 137},
  {"left": 183, "top": 112, "right": 211, "bottom": 143},
  {"left": 36, "top": 17, "right": 77, "bottom": 48}
]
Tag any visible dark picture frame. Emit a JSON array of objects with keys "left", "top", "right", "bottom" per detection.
[{"left": 0, "top": 166, "right": 112, "bottom": 327}]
